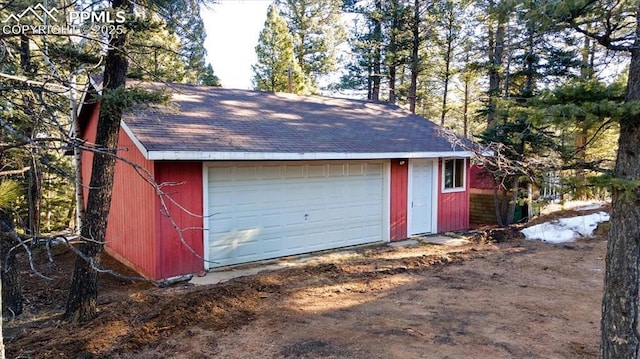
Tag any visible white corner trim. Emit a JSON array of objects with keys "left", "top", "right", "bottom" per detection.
[
  {"left": 202, "top": 163, "right": 210, "bottom": 270},
  {"left": 407, "top": 160, "right": 415, "bottom": 236},
  {"left": 431, "top": 159, "right": 439, "bottom": 233},
  {"left": 383, "top": 161, "right": 391, "bottom": 243},
  {"left": 120, "top": 121, "right": 149, "bottom": 158},
  {"left": 145, "top": 150, "right": 473, "bottom": 161}
]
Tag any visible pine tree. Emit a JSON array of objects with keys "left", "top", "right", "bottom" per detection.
[
  {"left": 433, "top": 0, "right": 467, "bottom": 126},
  {"left": 0, "top": 0, "right": 202, "bottom": 323},
  {"left": 64, "top": 0, "right": 135, "bottom": 322},
  {"left": 474, "top": 0, "right": 586, "bottom": 226},
  {"left": 154, "top": 0, "right": 210, "bottom": 83},
  {"left": 483, "top": 0, "right": 510, "bottom": 126},
  {"left": 127, "top": 17, "right": 189, "bottom": 82},
  {"left": 200, "top": 64, "right": 222, "bottom": 87},
  {"left": 64, "top": 0, "right": 171, "bottom": 323},
  {"left": 547, "top": 2, "right": 640, "bottom": 355},
  {"left": 537, "top": 79, "right": 622, "bottom": 198},
  {"left": 335, "top": 1, "right": 383, "bottom": 100},
  {"left": 252, "top": 5, "right": 308, "bottom": 94},
  {"left": 385, "top": 0, "right": 413, "bottom": 103},
  {"left": 276, "top": 0, "right": 346, "bottom": 89},
  {"left": 0, "top": 181, "right": 22, "bottom": 319},
  {"left": 127, "top": 3, "right": 220, "bottom": 84}
]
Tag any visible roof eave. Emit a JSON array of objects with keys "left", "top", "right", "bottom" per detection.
[{"left": 144, "top": 150, "right": 472, "bottom": 161}]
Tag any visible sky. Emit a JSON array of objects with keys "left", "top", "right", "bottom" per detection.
[{"left": 201, "top": 1, "right": 272, "bottom": 89}]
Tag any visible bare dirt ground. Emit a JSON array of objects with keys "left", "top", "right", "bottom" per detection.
[{"left": 6, "top": 209, "right": 607, "bottom": 359}]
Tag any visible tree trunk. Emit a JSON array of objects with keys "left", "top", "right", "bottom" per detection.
[
  {"left": 19, "top": 34, "right": 30, "bottom": 73},
  {"left": 492, "top": 185, "right": 505, "bottom": 227},
  {"left": 367, "top": 62, "right": 373, "bottom": 100},
  {"left": 27, "top": 154, "right": 42, "bottom": 239},
  {"left": 462, "top": 74, "right": 470, "bottom": 137},
  {"left": 0, "top": 211, "right": 21, "bottom": 317},
  {"left": 408, "top": 0, "right": 420, "bottom": 113},
  {"left": 599, "top": 46, "right": 640, "bottom": 358},
  {"left": 440, "top": 9, "right": 454, "bottom": 127},
  {"left": 64, "top": 0, "right": 132, "bottom": 323},
  {"left": 487, "top": 0, "right": 504, "bottom": 126},
  {"left": 20, "top": 33, "right": 42, "bottom": 239},
  {"left": 440, "top": 50, "right": 451, "bottom": 126},
  {"left": 389, "top": 65, "right": 396, "bottom": 103},
  {"left": 575, "top": 33, "right": 594, "bottom": 200},
  {"left": 371, "top": 0, "right": 382, "bottom": 101},
  {"left": 0, "top": 273, "right": 4, "bottom": 359},
  {"left": 71, "top": 74, "right": 85, "bottom": 232},
  {"left": 575, "top": 117, "right": 588, "bottom": 199},
  {"left": 388, "top": 0, "right": 398, "bottom": 104},
  {"left": 505, "top": 176, "right": 519, "bottom": 226}
]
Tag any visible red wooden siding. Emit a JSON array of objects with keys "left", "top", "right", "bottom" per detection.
[
  {"left": 104, "top": 128, "right": 158, "bottom": 279},
  {"left": 470, "top": 165, "right": 495, "bottom": 189},
  {"left": 390, "top": 159, "right": 408, "bottom": 241},
  {"left": 79, "top": 102, "right": 99, "bottom": 209},
  {"left": 154, "top": 162, "right": 204, "bottom": 278},
  {"left": 437, "top": 159, "right": 470, "bottom": 232},
  {"left": 80, "top": 104, "right": 159, "bottom": 279}
]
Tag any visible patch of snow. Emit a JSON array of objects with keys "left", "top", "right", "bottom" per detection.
[
  {"left": 540, "top": 200, "right": 608, "bottom": 215},
  {"left": 521, "top": 212, "right": 610, "bottom": 243}
]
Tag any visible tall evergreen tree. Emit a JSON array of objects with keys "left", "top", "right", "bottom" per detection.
[
  {"left": 0, "top": 0, "right": 88, "bottom": 316},
  {"left": 64, "top": 0, "right": 136, "bottom": 322},
  {"left": 385, "top": 0, "right": 413, "bottom": 103},
  {"left": 276, "top": 0, "right": 346, "bottom": 89},
  {"left": 474, "top": 0, "right": 586, "bottom": 225},
  {"left": 434, "top": 0, "right": 466, "bottom": 126},
  {"left": 127, "top": 2, "right": 219, "bottom": 84},
  {"left": 252, "top": 5, "right": 308, "bottom": 93},
  {"left": 200, "top": 64, "right": 222, "bottom": 87},
  {"left": 482, "top": 0, "right": 509, "bottom": 126},
  {"left": 154, "top": 0, "right": 210, "bottom": 83},
  {"left": 549, "top": 1, "right": 640, "bottom": 356},
  {"left": 0, "top": 181, "right": 22, "bottom": 319},
  {"left": 64, "top": 0, "right": 173, "bottom": 322},
  {"left": 0, "top": 0, "right": 206, "bottom": 323},
  {"left": 127, "top": 17, "right": 189, "bottom": 82},
  {"left": 337, "top": 0, "right": 384, "bottom": 100}
]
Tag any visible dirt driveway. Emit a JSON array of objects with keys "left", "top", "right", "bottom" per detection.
[{"left": 7, "top": 228, "right": 605, "bottom": 359}]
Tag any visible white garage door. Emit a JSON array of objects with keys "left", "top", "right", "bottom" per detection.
[{"left": 206, "top": 161, "right": 386, "bottom": 268}]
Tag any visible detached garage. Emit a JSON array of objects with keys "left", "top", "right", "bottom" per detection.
[{"left": 78, "top": 81, "right": 471, "bottom": 280}]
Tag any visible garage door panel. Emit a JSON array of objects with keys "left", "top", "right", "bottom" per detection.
[
  {"left": 259, "top": 165, "right": 282, "bottom": 178},
  {"left": 307, "top": 164, "right": 326, "bottom": 177},
  {"left": 366, "top": 163, "right": 383, "bottom": 174},
  {"left": 207, "top": 161, "right": 385, "bottom": 267},
  {"left": 210, "top": 167, "right": 234, "bottom": 181},
  {"left": 236, "top": 166, "right": 258, "bottom": 179},
  {"left": 348, "top": 163, "right": 364, "bottom": 175},
  {"left": 285, "top": 165, "right": 305, "bottom": 178},
  {"left": 328, "top": 164, "right": 346, "bottom": 176}
]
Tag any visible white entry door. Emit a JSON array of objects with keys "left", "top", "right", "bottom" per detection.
[
  {"left": 206, "top": 161, "right": 385, "bottom": 268},
  {"left": 409, "top": 159, "right": 434, "bottom": 235}
]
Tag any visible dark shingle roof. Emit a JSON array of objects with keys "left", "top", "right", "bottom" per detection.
[{"left": 120, "top": 82, "right": 468, "bottom": 160}]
